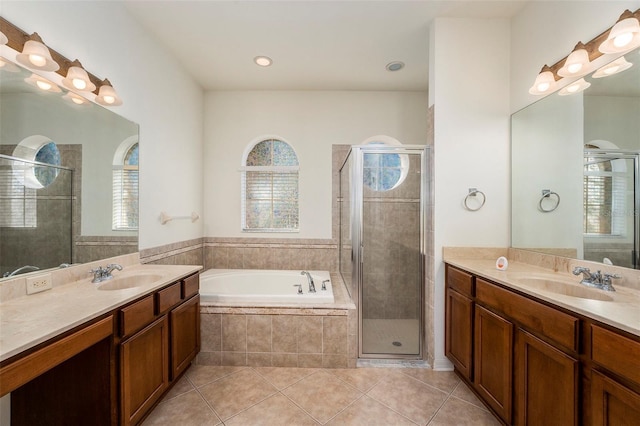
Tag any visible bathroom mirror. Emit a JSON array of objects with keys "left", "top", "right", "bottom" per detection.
[
  {"left": 511, "top": 47, "right": 640, "bottom": 270},
  {"left": 0, "top": 56, "right": 139, "bottom": 279}
]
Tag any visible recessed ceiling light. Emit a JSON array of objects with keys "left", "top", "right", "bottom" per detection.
[
  {"left": 254, "top": 56, "right": 272, "bottom": 67},
  {"left": 386, "top": 61, "right": 405, "bottom": 72}
]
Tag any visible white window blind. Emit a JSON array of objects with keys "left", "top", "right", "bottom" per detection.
[
  {"left": 112, "top": 166, "right": 139, "bottom": 230},
  {"left": 0, "top": 167, "right": 36, "bottom": 228},
  {"left": 241, "top": 139, "right": 299, "bottom": 232},
  {"left": 584, "top": 168, "right": 626, "bottom": 236}
]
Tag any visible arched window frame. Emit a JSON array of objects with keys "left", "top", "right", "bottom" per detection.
[
  {"left": 240, "top": 137, "right": 299, "bottom": 232},
  {"left": 360, "top": 135, "right": 409, "bottom": 192},
  {"left": 112, "top": 137, "right": 139, "bottom": 231}
]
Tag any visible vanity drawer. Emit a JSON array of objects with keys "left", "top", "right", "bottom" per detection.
[
  {"left": 476, "top": 278, "right": 578, "bottom": 352},
  {"left": 120, "top": 295, "right": 155, "bottom": 338},
  {"left": 182, "top": 274, "right": 199, "bottom": 300},
  {"left": 591, "top": 325, "right": 640, "bottom": 386},
  {"left": 446, "top": 266, "right": 474, "bottom": 297},
  {"left": 156, "top": 282, "right": 181, "bottom": 315}
]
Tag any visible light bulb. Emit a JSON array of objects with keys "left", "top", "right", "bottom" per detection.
[
  {"left": 71, "top": 97, "right": 84, "bottom": 105},
  {"left": 566, "top": 84, "right": 580, "bottom": 93},
  {"left": 29, "top": 54, "right": 46, "bottom": 67},
  {"left": 613, "top": 32, "right": 634, "bottom": 48},
  {"left": 0, "top": 59, "right": 5, "bottom": 68},
  {"left": 537, "top": 82, "right": 550, "bottom": 92},
  {"left": 36, "top": 80, "right": 52, "bottom": 91},
  {"left": 103, "top": 95, "right": 115, "bottom": 104},
  {"left": 72, "top": 78, "right": 87, "bottom": 90},
  {"left": 567, "top": 63, "right": 583, "bottom": 74},
  {"left": 604, "top": 65, "right": 620, "bottom": 75}
]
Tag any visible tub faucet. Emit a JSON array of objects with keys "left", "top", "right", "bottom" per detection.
[
  {"left": 3, "top": 265, "right": 40, "bottom": 278},
  {"left": 301, "top": 271, "right": 316, "bottom": 293}
]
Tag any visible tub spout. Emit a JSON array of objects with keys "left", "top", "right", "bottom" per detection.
[{"left": 301, "top": 271, "right": 316, "bottom": 293}]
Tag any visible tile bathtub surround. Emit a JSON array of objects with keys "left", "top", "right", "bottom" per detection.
[
  {"left": 140, "top": 237, "right": 205, "bottom": 266},
  {"left": 197, "top": 310, "right": 355, "bottom": 369},
  {"left": 142, "top": 365, "right": 500, "bottom": 425}
]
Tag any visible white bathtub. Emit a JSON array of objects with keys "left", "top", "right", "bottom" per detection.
[{"left": 199, "top": 269, "right": 335, "bottom": 304}]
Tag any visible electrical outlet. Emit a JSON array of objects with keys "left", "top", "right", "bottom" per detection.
[{"left": 26, "top": 274, "right": 52, "bottom": 295}]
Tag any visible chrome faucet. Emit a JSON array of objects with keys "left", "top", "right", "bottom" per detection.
[
  {"left": 572, "top": 266, "right": 619, "bottom": 292},
  {"left": 89, "top": 264, "right": 123, "bottom": 283},
  {"left": 301, "top": 271, "right": 316, "bottom": 293},
  {"left": 2, "top": 265, "right": 40, "bottom": 278}
]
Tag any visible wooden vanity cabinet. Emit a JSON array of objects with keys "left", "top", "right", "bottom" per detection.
[
  {"left": 445, "top": 267, "right": 474, "bottom": 380},
  {"left": 474, "top": 304, "right": 513, "bottom": 423},
  {"left": 445, "top": 264, "right": 580, "bottom": 425},
  {"left": 118, "top": 273, "right": 200, "bottom": 425}
]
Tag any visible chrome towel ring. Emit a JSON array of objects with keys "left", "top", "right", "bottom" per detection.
[
  {"left": 464, "top": 188, "right": 486, "bottom": 211},
  {"left": 539, "top": 190, "right": 560, "bottom": 212}
]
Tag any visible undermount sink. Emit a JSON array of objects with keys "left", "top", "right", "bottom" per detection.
[
  {"left": 517, "top": 277, "right": 614, "bottom": 301},
  {"left": 97, "top": 274, "right": 164, "bottom": 291}
]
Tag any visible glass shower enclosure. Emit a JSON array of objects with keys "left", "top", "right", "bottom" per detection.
[{"left": 339, "top": 145, "right": 428, "bottom": 359}]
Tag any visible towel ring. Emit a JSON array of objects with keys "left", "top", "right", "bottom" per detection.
[
  {"left": 464, "top": 188, "right": 486, "bottom": 211},
  {"left": 539, "top": 190, "right": 560, "bottom": 212}
]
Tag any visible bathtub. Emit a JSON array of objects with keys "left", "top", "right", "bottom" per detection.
[{"left": 199, "top": 269, "right": 335, "bottom": 304}]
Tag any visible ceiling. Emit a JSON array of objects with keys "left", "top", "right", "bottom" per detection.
[{"left": 124, "top": 1, "right": 529, "bottom": 91}]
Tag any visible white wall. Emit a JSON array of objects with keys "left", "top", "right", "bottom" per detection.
[
  {"left": 430, "top": 18, "right": 511, "bottom": 369},
  {"left": 510, "top": 0, "right": 640, "bottom": 113},
  {"left": 203, "top": 90, "right": 428, "bottom": 239},
  {"left": 1, "top": 1, "right": 204, "bottom": 250}
]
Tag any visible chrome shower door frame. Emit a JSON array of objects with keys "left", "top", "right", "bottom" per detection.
[{"left": 348, "top": 145, "right": 428, "bottom": 360}]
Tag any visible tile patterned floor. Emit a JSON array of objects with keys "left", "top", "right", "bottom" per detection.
[{"left": 142, "top": 366, "right": 501, "bottom": 425}]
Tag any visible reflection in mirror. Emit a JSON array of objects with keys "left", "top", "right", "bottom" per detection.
[
  {"left": 0, "top": 57, "right": 139, "bottom": 279},
  {"left": 512, "top": 47, "right": 640, "bottom": 270}
]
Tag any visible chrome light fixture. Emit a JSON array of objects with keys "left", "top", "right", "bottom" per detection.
[
  {"left": 528, "top": 65, "right": 557, "bottom": 95},
  {"left": 96, "top": 79, "right": 122, "bottom": 106},
  {"left": 559, "top": 78, "right": 591, "bottom": 96},
  {"left": 599, "top": 10, "right": 640, "bottom": 54},
  {"left": 62, "top": 59, "right": 96, "bottom": 92},
  {"left": 558, "top": 42, "right": 592, "bottom": 77},
  {"left": 592, "top": 56, "right": 633, "bottom": 78},
  {"left": 15, "top": 33, "right": 59, "bottom": 71}
]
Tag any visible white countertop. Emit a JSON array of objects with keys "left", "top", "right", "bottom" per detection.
[
  {"left": 445, "top": 259, "right": 640, "bottom": 337},
  {"left": 0, "top": 264, "right": 202, "bottom": 362}
]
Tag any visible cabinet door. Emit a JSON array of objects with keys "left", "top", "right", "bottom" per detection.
[
  {"left": 474, "top": 305, "right": 513, "bottom": 424},
  {"left": 445, "top": 287, "right": 474, "bottom": 380},
  {"left": 591, "top": 370, "right": 640, "bottom": 426},
  {"left": 120, "top": 316, "right": 169, "bottom": 426},
  {"left": 515, "top": 329, "right": 578, "bottom": 426},
  {"left": 170, "top": 295, "right": 200, "bottom": 380}
]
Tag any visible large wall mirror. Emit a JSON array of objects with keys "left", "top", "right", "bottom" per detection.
[
  {"left": 0, "top": 56, "right": 139, "bottom": 279},
  {"left": 512, "top": 47, "right": 640, "bottom": 270}
]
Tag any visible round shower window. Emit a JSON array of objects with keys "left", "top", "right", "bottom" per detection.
[
  {"left": 12, "top": 135, "right": 61, "bottom": 189},
  {"left": 362, "top": 137, "right": 409, "bottom": 192}
]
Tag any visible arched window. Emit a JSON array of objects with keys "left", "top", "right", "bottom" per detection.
[
  {"left": 112, "top": 139, "right": 139, "bottom": 231},
  {"left": 361, "top": 135, "right": 409, "bottom": 191},
  {"left": 241, "top": 138, "right": 299, "bottom": 231}
]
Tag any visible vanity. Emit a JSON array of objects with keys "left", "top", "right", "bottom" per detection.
[
  {"left": 0, "top": 262, "right": 201, "bottom": 425},
  {"left": 444, "top": 255, "right": 640, "bottom": 425}
]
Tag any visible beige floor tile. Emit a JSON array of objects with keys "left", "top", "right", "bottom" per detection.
[
  {"left": 282, "top": 371, "right": 362, "bottom": 423},
  {"left": 142, "top": 390, "right": 221, "bottom": 426},
  {"left": 428, "top": 397, "right": 501, "bottom": 426},
  {"left": 327, "top": 368, "right": 392, "bottom": 392},
  {"left": 225, "top": 393, "right": 319, "bottom": 426},
  {"left": 162, "top": 375, "right": 195, "bottom": 401},
  {"left": 255, "top": 367, "right": 318, "bottom": 390},
  {"left": 186, "top": 365, "right": 246, "bottom": 388},
  {"left": 400, "top": 368, "right": 461, "bottom": 393},
  {"left": 198, "top": 368, "right": 278, "bottom": 420},
  {"left": 367, "top": 372, "right": 448, "bottom": 425},
  {"left": 326, "top": 395, "right": 416, "bottom": 425},
  {"left": 451, "top": 381, "right": 488, "bottom": 410}
]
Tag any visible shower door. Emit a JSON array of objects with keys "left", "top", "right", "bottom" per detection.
[
  {"left": 583, "top": 150, "right": 639, "bottom": 269},
  {"left": 346, "top": 145, "right": 426, "bottom": 359}
]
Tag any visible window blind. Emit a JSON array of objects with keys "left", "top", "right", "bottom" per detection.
[
  {"left": 0, "top": 168, "right": 36, "bottom": 228},
  {"left": 112, "top": 166, "right": 139, "bottom": 230},
  {"left": 242, "top": 170, "right": 299, "bottom": 231}
]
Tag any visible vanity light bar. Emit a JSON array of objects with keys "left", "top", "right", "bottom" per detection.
[
  {"left": 530, "top": 8, "right": 640, "bottom": 95},
  {"left": 0, "top": 16, "right": 122, "bottom": 105}
]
